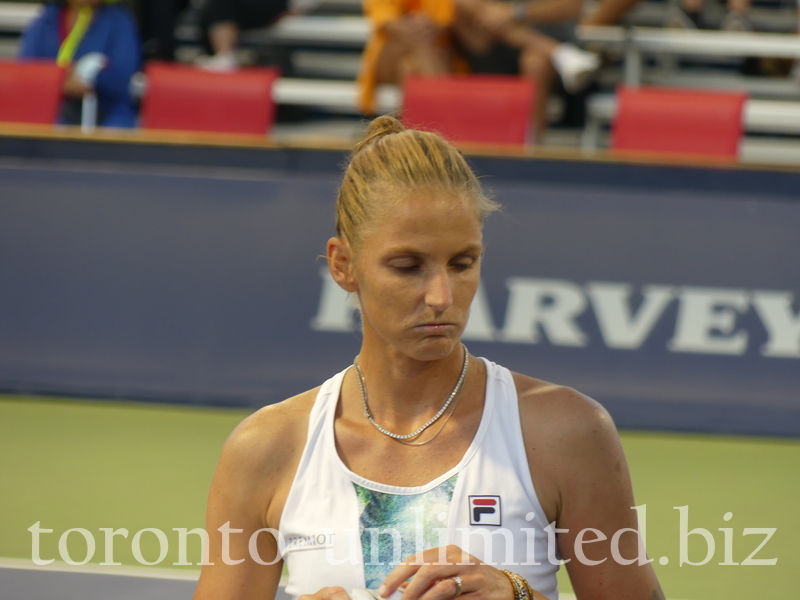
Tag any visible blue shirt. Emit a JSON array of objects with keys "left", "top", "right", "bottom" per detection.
[{"left": 18, "top": 2, "right": 142, "bottom": 128}]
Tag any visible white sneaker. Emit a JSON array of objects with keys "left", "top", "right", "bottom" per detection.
[
  {"left": 196, "top": 51, "right": 239, "bottom": 72},
  {"left": 550, "top": 43, "right": 600, "bottom": 94}
]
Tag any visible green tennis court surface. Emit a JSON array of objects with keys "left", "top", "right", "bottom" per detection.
[{"left": 1, "top": 396, "right": 797, "bottom": 599}]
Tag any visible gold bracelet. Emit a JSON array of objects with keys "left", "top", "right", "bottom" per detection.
[
  {"left": 499, "top": 570, "right": 530, "bottom": 600},
  {"left": 521, "top": 577, "right": 536, "bottom": 600}
]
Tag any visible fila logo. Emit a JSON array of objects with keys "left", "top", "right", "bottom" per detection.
[{"left": 469, "top": 496, "right": 501, "bottom": 526}]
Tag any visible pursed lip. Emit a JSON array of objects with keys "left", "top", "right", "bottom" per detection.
[{"left": 415, "top": 322, "right": 456, "bottom": 330}]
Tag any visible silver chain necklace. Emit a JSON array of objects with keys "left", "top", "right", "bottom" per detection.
[
  {"left": 395, "top": 376, "right": 465, "bottom": 446},
  {"left": 353, "top": 344, "right": 469, "bottom": 441}
]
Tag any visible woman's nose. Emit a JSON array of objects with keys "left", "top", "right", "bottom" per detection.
[{"left": 425, "top": 269, "right": 453, "bottom": 311}]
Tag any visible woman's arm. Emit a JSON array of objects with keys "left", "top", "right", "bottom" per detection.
[
  {"left": 193, "top": 395, "right": 313, "bottom": 600},
  {"left": 517, "top": 378, "right": 665, "bottom": 600},
  {"left": 192, "top": 417, "right": 283, "bottom": 599}
]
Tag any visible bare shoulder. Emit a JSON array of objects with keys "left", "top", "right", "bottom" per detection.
[
  {"left": 221, "top": 386, "right": 320, "bottom": 476},
  {"left": 509, "top": 372, "right": 661, "bottom": 598},
  {"left": 511, "top": 371, "right": 618, "bottom": 447},
  {"left": 209, "top": 386, "right": 320, "bottom": 529},
  {"left": 510, "top": 372, "right": 626, "bottom": 522},
  {"left": 196, "top": 387, "right": 322, "bottom": 598}
]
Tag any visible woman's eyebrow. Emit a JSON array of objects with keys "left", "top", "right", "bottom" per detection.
[{"left": 384, "top": 244, "right": 483, "bottom": 257}]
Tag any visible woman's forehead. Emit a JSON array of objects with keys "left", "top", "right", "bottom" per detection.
[
  {"left": 377, "top": 187, "right": 479, "bottom": 218},
  {"left": 361, "top": 196, "right": 483, "bottom": 250}
]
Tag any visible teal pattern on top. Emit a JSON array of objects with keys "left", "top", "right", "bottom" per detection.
[{"left": 354, "top": 475, "right": 458, "bottom": 590}]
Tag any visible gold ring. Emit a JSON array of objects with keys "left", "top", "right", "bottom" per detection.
[{"left": 450, "top": 576, "right": 463, "bottom": 597}]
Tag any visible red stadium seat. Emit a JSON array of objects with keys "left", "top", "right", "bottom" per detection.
[
  {"left": 402, "top": 75, "right": 536, "bottom": 147},
  {"left": 141, "top": 62, "right": 279, "bottom": 135},
  {"left": 0, "top": 60, "right": 64, "bottom": 125},
  {"left": 611, "top": 86, "right": 747, "bottom": 159}
]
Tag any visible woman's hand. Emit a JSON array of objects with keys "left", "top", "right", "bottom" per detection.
[
  {"left": 299, "top": 587, "right": 351, "bottom": 600},
  {"left": 378, "top": 545, "right": 515, "bottom": 600}
]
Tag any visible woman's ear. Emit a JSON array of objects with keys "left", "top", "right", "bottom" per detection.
[{"left": 327, "top": 237, "right": 359, "bottom": 293}]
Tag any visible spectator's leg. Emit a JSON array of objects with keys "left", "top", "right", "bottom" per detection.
[
  {"left": 490, "top": 26, "right": 558, "bottom": 136},
  {"left": 452, "top": 0, "right": 496, "bottom": 56},
  {"left": 198, "top": 0, "right": 243, "bottom": 69},
  {"left": 519, "top": 40, "right": 556, "bottom": 138},
  {"left": 681, "top": 0, "right": 704, "bottom": 15},
  {"left": 199, "top": 0, "right": 290, "bottom": 69},
  {"left": 504, "top": 25, "right": 598, "bottom": 94},
  {"left": 721, "top": 0, "right": 753, "bottom": 30},
  {"left": 375, "top": 21, "right": 452, "bottom": 84},
  {"left": 209, "top": 21, "right": 240, "bottom": 55},
  {"left": 502, "top": 25, "right": 558, "bottom": 63},
  {"left": 374, "top": 37, "right": 408, "bottom": 84},
  {"left": 400, "top": 44, "right": 451, "bottom": 79},
  {"left": 498, "top": 24, "right": 598, "bottom": 138}
]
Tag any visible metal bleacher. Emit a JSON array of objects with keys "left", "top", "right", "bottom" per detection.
[
  {"left": 580, "top": 25, "right": 800, "bottom": 91},
  {"left": 2, "top": 0, "right": 800, "bottom": 163},
  {"left": 0, "top": 1, "right": 38, "bottom": 58},
  {"left": 577, "top": 24, "right": 800, "bottom": 163}
]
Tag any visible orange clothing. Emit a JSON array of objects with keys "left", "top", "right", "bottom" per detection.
[{"left": 358, "top": 0, "right": 455, "bottom": 114}]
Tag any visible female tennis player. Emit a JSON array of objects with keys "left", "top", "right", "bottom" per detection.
[{"left": 193, "top": 116, "right": 665, "bottom": 600}]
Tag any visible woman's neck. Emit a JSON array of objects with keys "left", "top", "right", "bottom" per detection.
[{"left": 353, "top": 337, "right": 468, "bottom": 427}]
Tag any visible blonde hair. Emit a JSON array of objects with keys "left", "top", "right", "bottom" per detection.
[{"left": 335, "top": 116, "right": 499, "bottom": 250}]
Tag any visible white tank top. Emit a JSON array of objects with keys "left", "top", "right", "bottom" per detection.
[{"left": 279, "top": 358, "right": 559, "bottom": 599}]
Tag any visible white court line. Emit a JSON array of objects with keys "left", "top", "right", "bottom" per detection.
[
  {"left": 0, "top": 557, "right": 200, "bottom": 581},
  {"left": 0, "top": 556, "right": 291, "bottom": 587},
  {"left": 1, "top": 558, "right": 683, "bottom": 600}
]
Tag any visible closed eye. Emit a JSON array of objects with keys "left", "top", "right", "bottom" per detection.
[
  {"left": 450, "top": 256, "right": 477, "bottom": 270},
  {"left": 393, "top": 265, "right": 420, "bottom": 273}
]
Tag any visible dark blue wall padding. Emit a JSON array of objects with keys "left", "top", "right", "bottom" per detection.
[{"left": 0, "top": 150, "right": 798, "bottom": 437}]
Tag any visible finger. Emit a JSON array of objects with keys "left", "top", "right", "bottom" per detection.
[
  {"left": 380, "top": 547, "right": 475, "bottom": 598},
  {"left": 418, "top": 577, "right": 463, "bottom": 600},
  {"left": 379, "top": 549, "right": 441, "bottom": 597},
  {"left": 326, "top": 587, "right": 351, "bottom": 600},
  {"left": 402, "top": 565, "right": 462, "bottom": 600},
  {"left": 378, "top": 557, "right": 422, "bottom": 597},
  {"left": 301, "top": 587, "right": 349, "bottom": 600}
]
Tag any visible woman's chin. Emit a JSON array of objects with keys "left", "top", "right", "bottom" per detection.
[
  {"left": 406, "top": 336, "right": 463, "bottom": 362},
  {"left": 364, "top": 326, "right": 465, "bottom": 361}
]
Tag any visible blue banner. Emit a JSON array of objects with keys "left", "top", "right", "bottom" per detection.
[{"left": 0, "top": 158, "right": 798, "bottom": 436}]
